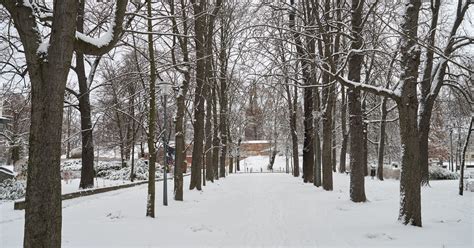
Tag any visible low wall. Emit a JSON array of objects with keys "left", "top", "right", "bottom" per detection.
[{"left": 14, "top": 174, "right": 190, "bottom": 210}]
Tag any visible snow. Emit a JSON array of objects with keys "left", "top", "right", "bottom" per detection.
[
  {"left": 0, "top": 156, "right": 472, "bottom": 247},
  {"left": 75, "top": 3, "right": 116, "bottom": 49},
  {"left": 36, "top": 40, "right": 49, "bottom": 55},
  {"left": 0, "top": 165, "right": 14, "bottom": 175},
  {"left": 61, "top": 178, "right": 130, "bottom": 194},
  {"left": 242, "top": 140, "right": 270, "bottom": 144},
  {"left": 238, "top": 155, "right": 295, "bottom": 173},
  {"left": 76, "top": 29, "right": 114, "bottom": 49}
]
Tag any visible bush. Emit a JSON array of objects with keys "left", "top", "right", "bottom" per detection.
[
  {"left": 61, "top": 159, "right": 82, "bottom": 171},
  {"left": 429, "top": 166, "right": 458, "bottom": 180},
  {"left": 0, "top": 179, "right": 26, "bottom": 200},
  {"left": 95, "top": 161, "right": 123, "bottom": 174},
  {"left": 97, "top": 159, "right": 162, "bottom": 181}
]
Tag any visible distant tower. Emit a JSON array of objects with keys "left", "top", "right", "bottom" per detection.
[{"left": 245, "top": 84, "right": 263, "bottom": 140}]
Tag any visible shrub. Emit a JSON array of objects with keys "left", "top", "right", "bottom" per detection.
[
  {"left": 98, "top": 159, "right": 162, "bottom": 181},
  {"left": 61, "top": 159, "right": 82, "bottom": 171},
  {"left": 0, "top": 179, "right": 26, "bottom": 200},
  {"left": 429, "top": 166, "right": 458, "bottom": 180}
]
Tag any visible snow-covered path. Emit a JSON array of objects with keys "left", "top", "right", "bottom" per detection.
[{"left": 1, "top": 160, "right": 473, "bottom": 247}]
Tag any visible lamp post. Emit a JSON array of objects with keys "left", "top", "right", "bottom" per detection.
[{"left": 158, "top": 80, "right": 171, "bottom": 206}]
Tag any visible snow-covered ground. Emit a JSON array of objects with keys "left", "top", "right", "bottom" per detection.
[
  {"left": 61, "top": 178, "right": 131, "bottom": 194},
  {"left": 1, "top": 156, "right": 472, "bottom": 247},
  {"left": 239, "top": 155, "right": 301, "bottom": 173}
]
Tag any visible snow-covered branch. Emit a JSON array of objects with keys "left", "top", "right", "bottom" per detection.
[{"left": 74, "top": 0, "right": 129, "bottom": 56}]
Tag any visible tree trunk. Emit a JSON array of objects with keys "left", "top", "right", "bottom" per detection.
[
  {"left": 314, "top": 132, "right": 322, "bottom": 187},
  {"left": 190, "top": 0, "right": 222, "bottom": 189},
  {"left": 174, "top": 76, "right": 187, "bottom": 200},
  {"left": 236, "top": 138, "right": 241, "bottom": 172},
  {"left": 313, "top": 87, "right": 322, "bottom": 186},
  {"left": 169, "top": 0, "right": 189, "bottom": 200},
  {"left": 76, "top": 0, "right": 95, "bottom": 189},
  {"left": 146, "top": 0, "right": 157, "bottom": 217},
  {"left": 212, "top": 86, "right": 220, "bottom": 179},
  {"left": 459, "top": 117, "right": 473, "bottom": 195},
  {"left": 77, "top": 53, "right": 95, "bottom": 189},
  {"left": 321, "top": 67, "right": 334, "bottom": 189},
  {"left": 398, "top": 107, "right": 421, "bottom": 226},
  {"left": 347, "top": 0, "right": 366, "bottom": 202},
  {"left": 321, "top": 0, "right": 334, "bottom": 191},
  {"left": 332, "top": 102, "right": 337, "bottom": 172},
  {"left": 289, "top": 0, "right": 312, "bottom": 182},
  {"left": 219, "top": 20, "right": 228, "bottom": 178},
  {"left": 204, "top": 88, "right": 213, "bottom": 183},
  {"left": 322, "top": 105, "right": 333, "bottom": 190},
  {"left": 303, "top": 85, "right": 314, "bottom": 183},
  {"left": 189, "top": 0, "right": 207, "bottom": 191},
  {"left": 362, "top": 99, "right": 369, "bottom": 176},
  {"left": 290, "top": 85, "right": 299, "bottom": 177},
  {"left": 377, "top": 97, "right": 388, "bottom": 180},
  {"left": 20, "top": 1, "right": 78, "bottom": 246},
  {"left": 282, "top": 42, "right": 299, "bottom": 177},
  {"left": 129, "top": 85, "right": 136, "bottom": 182},
  {"left": 339, "top": 87, "right": 347, "bottom": 173},
  {"left": 419, "top": 0, "right": 440, "bottom": 185},
  {"left": 66, "top": 103, "right": 71, "bottom": 159},
  {"left": 397, "top": 0, "right": 422, "bottom": 227}
]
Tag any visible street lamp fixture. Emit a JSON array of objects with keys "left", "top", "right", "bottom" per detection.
[{"left": 157, "top": 80, "right": 172, "bottom": 206}]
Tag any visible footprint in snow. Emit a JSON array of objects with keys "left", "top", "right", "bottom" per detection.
[
  {"left": 190, "top": 225, "right": 213, "bottom": 232},
  {"left": 435, "top": 219, "right": 461, "bottom": 223},
  {"left": 106, "top": 212, "right": 123, "bottom": 220},
  {"left": 366, "top": 233, "right": 395, "bottom": 240}
]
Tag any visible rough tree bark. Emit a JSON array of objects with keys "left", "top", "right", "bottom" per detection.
[
  {"left": 278, "top": 27, "right": 299, "bottom": 177},
  {"left": 2, "top": 0, "right": 128, "bottom": 246},
  {"left": 21, "top": 2, "right": 78, "bottom": 245},
  {"left": 339, "top": 87, "right": 348, "bottom": 173},
  {"left": 397, "top": 0, "right": 423, "bottom": 226},
  {"left": 218, "top": 18, "right": 229, "bottom": 178},
  {"left": 190, "top": 0, "right": 222, "bottom": 189},
  {"left": 146, "top": 0, "right": 157, "bottom": 217},
  {"left": 313, "top": 87, "right": 322, "bottom": 186},
  {"left": 189, "top": 0, "right": 207, "bottom": 190},
  {"left": 169, "top": 0, "right": 190, "bottom": 200},
  {"left": 290, "top": 0, "right": 313, "bottom": 183},
  {"left": 331, "top": 102, "right": 337, "bottom": 173},
  {"left": 204, "top": 87, "right": 213, "bottom": 183},
  {"left": 320, "top": 0, "right": 335, "bottom": 191},
  {"left": 347, "top": 0, "right": 366, "bottom": 202},
  {"left": 459, "top": 117, "right": 473, "bottom": 195},
  {"left": 419, "top": 0, "right": 440, "bottom": 185},
  {"left": 377, "top": 97, "right": 388, "bottom": 180},
  {"left": 212, "top": 85, "right": 220, "bottom": 178},
  {"left": 76, "top": 0, "right": 95, "bottom": 189},
  {"left": 362, "top": 99, "right": 369, "bottom": 176}
]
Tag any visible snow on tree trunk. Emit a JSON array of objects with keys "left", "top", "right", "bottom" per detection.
[{"left": 397, "top": 0, "right": 422, "bottom": 227}]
